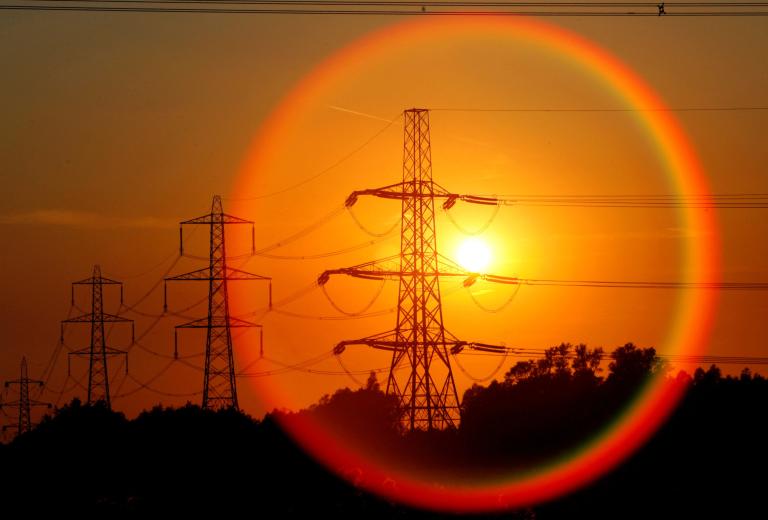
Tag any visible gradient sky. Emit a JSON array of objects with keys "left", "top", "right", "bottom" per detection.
[{"left": 0, "top": 11, "right": 766, "bottom": 424}]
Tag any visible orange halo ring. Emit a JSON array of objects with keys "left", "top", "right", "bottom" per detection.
[{"left": 232, "top": 16, "right": 720, "bottom": 513}]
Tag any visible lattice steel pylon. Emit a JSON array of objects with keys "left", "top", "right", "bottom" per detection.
[
  {"left": 165, "top": 195, "right": 271, "bottom": 411},
  {"left": 319, "top": 108, "right": 510, "bottom": 431},
  {"left": 1, "top": 357, "right": 51, "bottom": 436},
  {"left": 62, "top": 265, "right": 133, "bottom": 409}
]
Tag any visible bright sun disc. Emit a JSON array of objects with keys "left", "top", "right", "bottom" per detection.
[{"left": 456, "top": 237, "right": 492, "bottom": 273}]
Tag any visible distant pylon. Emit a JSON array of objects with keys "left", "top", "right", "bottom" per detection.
[
  {"left": 62, "top": 265, "right": 133, "bottom": 409},
  {"left": 1, "top": 357, "right": 51, "bottom": 436},
  {"left": 319, "top": 108, "right": 509, "bottom": 431},
  {"left": 165, "top": 195, "right": 271, "bottom": 411}
]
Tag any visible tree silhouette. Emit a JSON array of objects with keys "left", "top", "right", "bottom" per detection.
[
  {"left": 0, "top": 343, "right": 765, "bottom": 517},
  {"left": 607, "top": 342, "right": 659, "bottom": 384}
]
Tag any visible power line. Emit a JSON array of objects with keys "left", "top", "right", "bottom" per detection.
[
  {"left": 256, "top": 235, "right": 395, "bottom": 260},
  {"left": 443, "top": 203, "right": 500, "bottom": 235},
  {"left": 229, "top": 104, "right": 764, "bottom": 204},
  {"left": 433, "top": 106, "right": 768, "bottom": 112},
  {"left": 320, "top": 277, "right": 388, "bottom": 316},
  {"left": 451, "top": 348, "right": 509, "bottom": 382},
  {"left": 272, "top": 307, "right": 396, "bottom": 320},
  {"left": 321, "top": 258, "right": 768, "bottom": 289},
  {"left": 461, "top": 347, "right": 768, "bottom": 366},
  {"left": 448, "top": 193, "right": 768, "bottom": 209},
  {"left": 36, "top": 304, "right": 80, "bottom": 398},
  {"left": 346, "top": 206, "right": 401, "bottom": 238},
  {"left": 225, "top": 113, "right": 401, "bottom": 201},
  {"left": 111, "top": 359, "right": 177, "bottom": 399},
  {"left": 501, "top": 278, "right": 768, "bottom": 289},
  {"left": 132, "top": 339, "right": 203, "bottom": 360},
  {"left": 3, "top": 1, "right": 768, "bottom": 16},
  {"left": 252, "top": 205, "right": 347, "bottom": 254},
  {"left": 465, "top": 282, "right": 521, "bottom": 313},
  {"left": 17, "top": 1, "right": 768, "bottom": 6},
  {"left": 102, "top": 246, "right": 181, "bottom": 280}
]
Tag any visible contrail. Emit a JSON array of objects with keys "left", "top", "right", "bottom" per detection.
[{"left": 326, "top": 105, "right": 394, "bottom": 123}]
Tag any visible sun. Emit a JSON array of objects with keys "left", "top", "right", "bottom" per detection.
[{"left": 456, "top": 237, "right": 492, "bottom": 273}]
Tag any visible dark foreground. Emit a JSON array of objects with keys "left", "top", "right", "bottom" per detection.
[{"left": 0, "top": 344, "right": 765, "bottom": 518}]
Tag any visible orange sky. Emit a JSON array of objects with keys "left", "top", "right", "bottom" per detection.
[{"left": 0, "top": 12, "right": 766, "bottom": 424}]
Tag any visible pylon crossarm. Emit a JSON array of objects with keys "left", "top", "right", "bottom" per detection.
[
  {"left": 226, "top": 267, "right": 271, "bottom": 281},
  {"left": 335, "top": 338, "right": 492, "bottom": 355},
  {"left": 175, "top": 317, "right": 210, "bottom": 329},
  {"left": 480, "top": 273, "right": 520, "bottom": 285},
  {"left": 176, "top": 316, "right": 261, "bottom": 329},
  {"left": 61, "top": 312, "right": 133, "bottom": 324},
  {"left": 228, "top": 316, "right": 262, "bottom": 328},
  {"left": 73, "top": 275, "right": 122, "bottom": 286},
  {"left": 103, "top": 313, "right": 134, "bottom": 323},
  {"left": 344, "top": 182, "right": 407, "bottom": 207},
  {"left": 434, "top": 254, "right": 520, "bottom": 286},
  {"left": 319, "top": 254, "right": 478, "bottom": 285},
  {"left": 334, "top": 339, "right": 399, "bottom": 354},
  {"left": 181, "top": 213, "right": 254, "bottom": 226},
  {"left": 68, "top": 347, "right": 125, "bottom": 357},
  {"left": 469, "top": 343, "right": 509, "bottom": 353},
  {"left": 459, "top": 194, "right": 503, "bottom": 206},
  {"left": 165, "top": 266, "right": 268, "bottom": 282},
  {"left": 333, "top": 328, "right": 398, "bottom": 353},
  {"left": 346, "top": 269, "right": 401, "bottom": 282},
  {"left": 345, "top": 182, "right": 500, "bottom": 210},
  {"left": 450, "top": 342, "right": 509, "bottom": 355},
  {"left": 317, "top": 255, "right": 400, "bottom": 284},
  {"left": 346, "top": 186, "right": 456, "bottom": 207},
  {"left": 3, "top": 379, "right": 43, "bottom": 385},
  {"left": 322, "top": 268, "right": 476, "bottom": 284},
  {"left": 165, "top": 267, "right": 211, "bottom": 281},
  {"left": 436, "top": 254, "right": 475, "bottom": 277},
  {"left": 438, "top": 255, "right": 514, "bottom": 285},
  {"left": 61, "top": 312, "right": 95, "bottom": 323}
]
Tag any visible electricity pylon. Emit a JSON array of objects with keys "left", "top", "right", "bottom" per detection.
[
  {"left": 1, "top": 357, "right": 51, "bottom": 436},
  {"left": 319, "top": 108, "right": 514, "bottom": 431},
  {"left": 62, "top": 265, "right": 133, "bottom": 409},
  {"left": 165, "top": 195, "right": 271, "bottom": 411}
]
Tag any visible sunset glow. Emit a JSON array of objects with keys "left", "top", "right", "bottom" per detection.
[{"left": 2, "top": 4, "right": 766, "bottom": 518}]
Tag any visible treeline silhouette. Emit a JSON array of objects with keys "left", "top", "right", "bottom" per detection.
[{"left": 0, "top": 343, "right": 765, "bottom": 517}]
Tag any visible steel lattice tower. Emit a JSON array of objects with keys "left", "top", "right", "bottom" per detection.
[
  {"left": 165, "top": 195, "right": 271, "bottom": 411},
  {"left": 319, "top": 108, "right": 507, "bottom": 431},
  {"left": 1, "top": 357, "right": 51, "bottom": 436},
  {"left": 62, "top": 265, "right": 133, "bottom": 409}
]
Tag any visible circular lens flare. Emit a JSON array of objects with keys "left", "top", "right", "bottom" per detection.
[
  {"left": 456, "top": 237, "right": 492, "bottom": 273},
  {"left": 231, "top": 15, "right": 720, "bottom": 514}
]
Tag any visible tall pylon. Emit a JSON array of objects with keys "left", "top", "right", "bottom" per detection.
[
  {"left": 165, "top": 195, "right": 271, "bottom": 411},
  {"left": 319, "top": 108, "right": 510, "bottom": 431},
  {"left": 1, "top": 357, "right": 51, "bottom": 436},
  {"left": 62, "top": 265, "right": 133, "bottom": 409}
]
